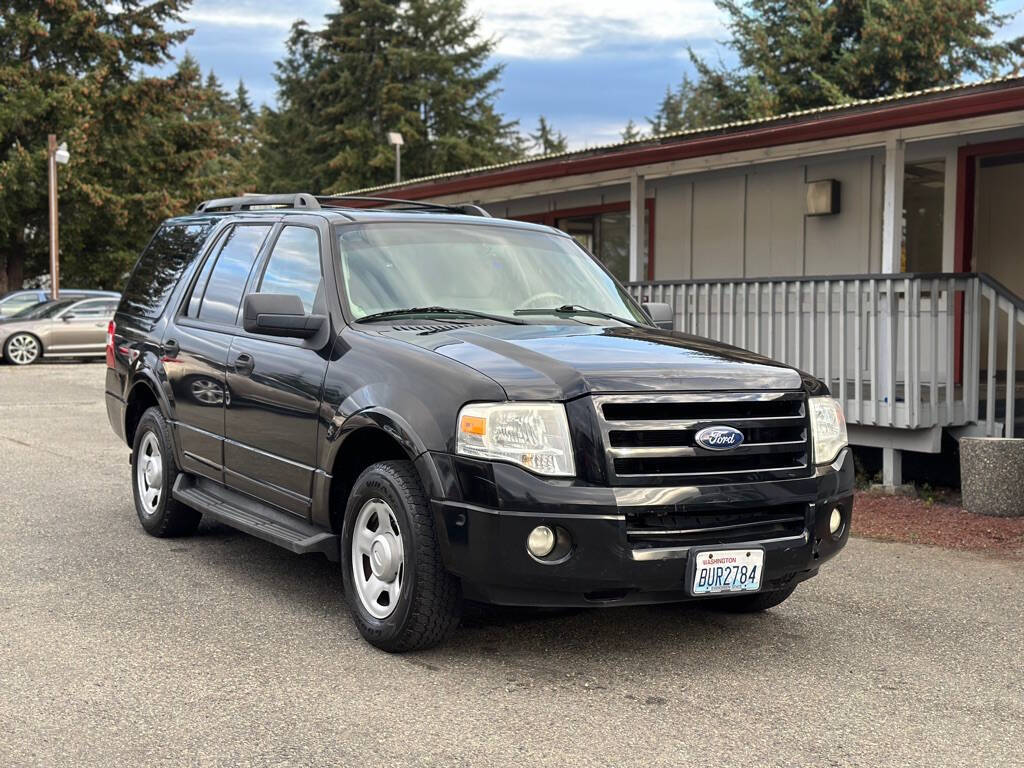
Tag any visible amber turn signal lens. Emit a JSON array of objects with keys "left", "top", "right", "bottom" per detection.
[{"left": 460, "top": 415, "right": 486, "bottom": 436}]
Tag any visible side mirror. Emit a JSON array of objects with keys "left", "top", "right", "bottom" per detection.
[
  {"left": 242, "top": 293, "right": 325, "bottom": 339},
  {"left": 642, "top": 302, "right": 674, "bottom": 331},
  {"left": 61, "top": 313, "right": 75, "bottom": 322}
]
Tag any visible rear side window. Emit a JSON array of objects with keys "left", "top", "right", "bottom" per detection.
[
  {"left": 258, "top": 226, "right": 322, "bottom": 313},
  {"left": 120, "top": 221, "right": 215, "bottom": 318},
  {"left": 196, "top": 225, "right": 271, "bottom": 325}
]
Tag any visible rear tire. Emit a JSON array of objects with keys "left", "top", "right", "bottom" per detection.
[
  {"left": 4, "top": 332, "right": 41, "bottom": 365},
  {"left": 705, "top": 586, "right": 797, "bottom": 613},
  {"left": 131, "top": 407, "right": 201, "bottom": 537},
  {"left": 341, "top": 460, "right": 461, "bottom": 652}
]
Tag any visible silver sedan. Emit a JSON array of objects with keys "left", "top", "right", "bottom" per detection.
[{"left": 0, "top": 296, "right": 119, "bottom": 365}]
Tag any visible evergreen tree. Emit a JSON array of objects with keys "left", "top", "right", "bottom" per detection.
[
  {"left": 620, "top": 119, "right": 642, "bottom": 143},
  {"left": 528, "top": 116, "right": 568, "bottom": 155},
  {"left": 0, "top": 2, "right": 237, "bottom": 290},
  {"left": 258, "top": 0, "right": 521, "bottom": 193},
  {"left": 684, "top": 0, "right": 1024, "bottom": 125}
]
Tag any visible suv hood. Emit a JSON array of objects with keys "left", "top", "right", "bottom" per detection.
[{"left": 385, "top": 323, "right": 804, "bottom": 400}]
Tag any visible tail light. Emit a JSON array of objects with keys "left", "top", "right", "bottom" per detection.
[{"left": 105, "top": 320, "right": 116, "bottom": 368}]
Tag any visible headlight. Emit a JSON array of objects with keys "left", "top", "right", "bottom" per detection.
[
  {"left": 456, "top": 402, "right": 575, "bottom": 477},
  {"left": 809, "top": 396, "right": 848, "bottom": 464}
]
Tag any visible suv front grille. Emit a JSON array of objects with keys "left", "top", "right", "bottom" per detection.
[
  {"left": 594, "top": 392, "right": 811, "bottom": 486},
  {"left": 625, "top": 504, "right": 808, "bottom": 548}
]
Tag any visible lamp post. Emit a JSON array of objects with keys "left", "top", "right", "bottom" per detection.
[
  {"left": 388, "top": 132, "right": 404, "bottom": 183},
  {"left": 47, "top": 135, "right": 70, "bottom": 299}
]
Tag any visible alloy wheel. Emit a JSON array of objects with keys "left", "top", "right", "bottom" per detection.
[{"left": 6, "top": 334, "right": 40, "bottom": 365}]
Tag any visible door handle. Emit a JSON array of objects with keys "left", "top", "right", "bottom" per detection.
[
  {"left": 232, "top": 352, "right": 255, "bottom": 375},
  {"left": 162, "top": 339, "right": 179, "bottom": 359}
]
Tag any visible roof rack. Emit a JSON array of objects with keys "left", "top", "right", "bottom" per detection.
[
  {"left": 194, "top": 193, "right": 491, "bottom": 217},
  {"left": 195, "top": 193, "right": 321, "bottom": 213},
  {"left": 323, "top": 195, "right": 491, "bottom": 217}
]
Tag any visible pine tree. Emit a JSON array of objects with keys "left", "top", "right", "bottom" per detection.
[
  {"left": 0, "top": 2, "right": 239, "bottom": 290},
  {"left": 258, "top": 0, "right": 521, "bottom": 193},
  {"left": 620, "top": 119, "right": 642, "bottom": 143},
  {"left": 528, "top": 116, "right": 568, "bottom": 155},
  {"left": 683, "top": 0, "right": 1024, "bottom": 125}
]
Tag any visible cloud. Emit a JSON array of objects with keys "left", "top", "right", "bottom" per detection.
[
  {"left": 467, "top": 0, "right": 725, "bottom": 59},
  {"left": 186, "top": 10, "right": 297, "bottom": 30}
]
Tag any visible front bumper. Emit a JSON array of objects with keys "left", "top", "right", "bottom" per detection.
[{"left": 424, "top": 448, "right": 854, "bottom": 607}]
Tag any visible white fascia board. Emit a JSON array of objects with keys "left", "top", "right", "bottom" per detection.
[{"left": 427, "top": 109, "right": 1024, "bottom": 207}]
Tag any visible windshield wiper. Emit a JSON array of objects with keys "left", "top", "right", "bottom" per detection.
[
  {"left": 357, "top": 306, "right": 525, "bottom": 325},
  {"left": 513, "top": 304, "right": 645, "bottom": 328}
]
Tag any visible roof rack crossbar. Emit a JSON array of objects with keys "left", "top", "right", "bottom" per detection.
[
  {"left": 195, "top": 193, "right": 321, "bottom": 213},
  {"left": 322, "top": 195, "right": 491, "bottom": 217}
]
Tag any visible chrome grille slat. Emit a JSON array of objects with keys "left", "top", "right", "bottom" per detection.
[
  {"left": 603, "top": 415, "right": 808, "bottom": 431},
  {"left": 594, "top": 391, "right": 812, "bottom": 486},
  {"left": 608, "top": 439, "right": 807, "bottom": 459}
]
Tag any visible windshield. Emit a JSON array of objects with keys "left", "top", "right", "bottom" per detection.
[
  {"left": 11, "top": 299, "right": 76, "bottom": 319},
  {"left": 337, "top": 222, "right": 646, "bottom": 323}
]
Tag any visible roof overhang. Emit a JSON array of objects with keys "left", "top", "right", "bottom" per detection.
[{"left": 348, "top": 78, "right": 1024, "bottom": 203}]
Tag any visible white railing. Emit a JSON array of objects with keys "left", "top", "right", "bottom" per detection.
[{"left": 628, "top": 273, "right": 1023, "bottom": 437}]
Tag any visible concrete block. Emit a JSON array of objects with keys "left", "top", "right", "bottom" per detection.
[{"left": 960, "top": 437, "right": 1024, "bottom": 517}]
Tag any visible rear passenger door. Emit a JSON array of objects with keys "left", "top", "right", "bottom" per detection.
[
  {"left": 48, "top": 299, "right": 117, "bottom": 353},
  {"left": 224, "top": 223, "right": 329, "bottom": 518},
  {"left": 166, "top": 223, "right": 273, "bottom": 483}
]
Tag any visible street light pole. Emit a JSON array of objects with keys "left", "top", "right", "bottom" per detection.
[
  {"left": 47, "top": 134, "right": 60, "bottom": 299},
  {"left": 46, "top": 135, "right": 70, "bottom": 299},
  {"left": 388, "top": 132, "right": 404, "bottom": 184}
]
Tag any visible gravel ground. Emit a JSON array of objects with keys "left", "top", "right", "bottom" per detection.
[{"left": 1, "top": 362, "right": 1022, "bottom": 767}]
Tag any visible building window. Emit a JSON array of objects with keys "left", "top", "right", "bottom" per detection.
[{"left": 520, "top": 201, "right": 653, "bottom": 282}]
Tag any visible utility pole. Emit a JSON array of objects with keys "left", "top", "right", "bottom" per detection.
[
  {"left": 47, "top": 136, "right": 69, "bottom": 298},
  {"left": 47, "top": 134, "right": 60, "bottom": 299}
]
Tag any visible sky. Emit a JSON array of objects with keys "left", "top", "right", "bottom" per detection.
[{"left": 173, "top": 0, "right": 1024, "bottom": 149}]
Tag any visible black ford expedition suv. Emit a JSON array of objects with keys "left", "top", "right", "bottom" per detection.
[{"left": 106, "top": 193, "right": 853, "bottom": 652}]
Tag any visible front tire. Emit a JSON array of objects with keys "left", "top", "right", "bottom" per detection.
[
  {"left": 4, "top": 333, "right": 41, "bottom": 365},
  {"left": 131, "top": 407, "right": 201, "bottom": 537},
  {"left": 705, "top": 585, "right": 797, "bottom": 613},
  {"left": 341, "top": 460, "right": 461, "bottom": 652}
]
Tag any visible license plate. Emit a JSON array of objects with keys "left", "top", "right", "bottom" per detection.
[{"left": 690, "top": 548, "right": 764, "bottom": 595}]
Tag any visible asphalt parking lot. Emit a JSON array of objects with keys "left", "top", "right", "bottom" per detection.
[{"left": 1, "top": 362, "right": 1021, "bottom": 767}]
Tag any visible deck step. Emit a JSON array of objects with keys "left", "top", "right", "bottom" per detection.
[{"left": 172, "top": 475, "right": 339, "bottom": 561}]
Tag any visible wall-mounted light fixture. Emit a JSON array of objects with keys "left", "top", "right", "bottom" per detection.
[{"left": 806, "top": 179, "right": 840, "bottom": 216}]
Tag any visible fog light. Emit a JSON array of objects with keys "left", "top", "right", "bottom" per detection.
[
  {"left": 527, "top": 525, "right": 556, "bottom": 558},
  {"left": 829, "top": 507, "right": 843, "bottom": 536}
]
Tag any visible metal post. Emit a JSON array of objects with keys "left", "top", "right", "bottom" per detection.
[
  {"left": 628, "top": 171, "right": 645, "bottom": 281},
  {"left": 395, "top": 144, "right": 401, "bottom": 184},
  {"left": 47, "top": 134, "right": 60, "bottom": 299}
]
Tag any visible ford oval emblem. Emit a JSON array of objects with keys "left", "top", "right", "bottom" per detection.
[{"left": 695, "top": 425, "right": 744, "bottom": 451}]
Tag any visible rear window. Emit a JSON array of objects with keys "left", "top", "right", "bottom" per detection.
[{"left": 119, "top": 221, "right": 215, "bottom": 318}]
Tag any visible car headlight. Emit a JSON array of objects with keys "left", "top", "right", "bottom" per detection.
[
  {"left": 456, "top": 402, "right": 575, "bottom": 477},
  {"left": 809, "top": 396, "right": 848, "bottom": 465}
]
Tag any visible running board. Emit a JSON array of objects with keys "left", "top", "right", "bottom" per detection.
[{"left": 172, "top": 475, "right": 339, "bottom": 561}]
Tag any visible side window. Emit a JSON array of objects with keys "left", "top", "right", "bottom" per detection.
[
  {"left": 196, "top": 225, "right": 271, "bottom": 325},
  {"left": 257, "top": 226, "right": 323, "bottom": 313},
  {"left": 120, "top": 221, "right": 215, "bottom": 319},
  {"left": 68, "top": 300, "right": 107, "bottom": 317}
]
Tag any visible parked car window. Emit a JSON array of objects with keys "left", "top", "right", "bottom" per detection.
[
  {"left": 64, "top": 300, "right": 111, "bottom": 318},
  {"left": 120, "top": 221, "right": 216, "bottom": 319},
  {"left": 19, "top": 299, "right": 77, "bottom": 319},
  {"left": 197, "top": 225, "right": 272, "bottom": 325},
  {"left": 0, "top": 293, "right": 40, "bottom": 313},
  {"left": 258, "top": 226, "right": 322, "bottom": 313}
]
